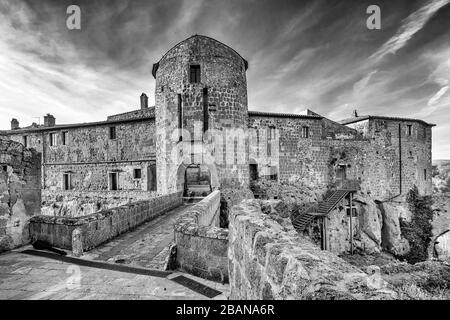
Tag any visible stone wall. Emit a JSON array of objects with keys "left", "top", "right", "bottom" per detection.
[
  {"left": 228, "top": 199, "right": 398, "bottom": 300},
  {"left": 29, "top": 191, "right": 182, "bottom": 254},
  {"left": 0, "top": 139, "right": 41, "bottom": 253},
  {"left": 107, "top": 107, "right": 154, "bottom": 122},
  {"left": 174, "top": 190, "right": 229, "bottom": 282},
  {"left": 40, "top": 189, "right": 158, "bottom": 217}
]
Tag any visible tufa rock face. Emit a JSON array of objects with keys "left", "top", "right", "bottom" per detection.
[
  {"left": 0, "top": 139, "right": 41, "bottom": 253},
  {"left": 379, "top": 201, "right": 411, "bottom": 256}
]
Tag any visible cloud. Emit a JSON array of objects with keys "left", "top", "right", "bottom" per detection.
[
  {"left": 353, "top": 70, "right": 378, "bottom": 95},
  {"left": 369, "top": 0, "right": 450, "bottom": 64}
]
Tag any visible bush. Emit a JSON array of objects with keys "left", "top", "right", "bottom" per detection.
[{"left": 399, "top": 186, "right": 433, "bottom": 264}]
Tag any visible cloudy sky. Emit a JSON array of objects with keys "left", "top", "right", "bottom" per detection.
[{"left": 0, "top": 0, "right": 449, "bottom": 158}]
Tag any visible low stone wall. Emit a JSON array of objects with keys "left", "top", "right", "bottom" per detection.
[
  {"left": 29, "top": 191, "right": 182, "bottom": 254},
  {"left": 228, "top": 199, "right": 399, "bottom": 300},
  {"left": 41, "top": 189, "right": 159, "bottom": 217},
  {"left": 174, "top": 190, "right": 229, "bottom": 282}
]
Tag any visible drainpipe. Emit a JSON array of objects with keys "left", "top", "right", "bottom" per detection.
[
  {"left": 349, "top": 192, "right": 354, "bottom": 255},
  {"left": 398, "top": 123, "right": 402, "bottom": 195}
]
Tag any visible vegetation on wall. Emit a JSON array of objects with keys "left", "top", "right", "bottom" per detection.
[{"left": 399, "top": 186, "right": 434, "bottom": 264}]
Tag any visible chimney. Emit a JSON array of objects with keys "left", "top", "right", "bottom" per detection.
[
  {"left": 44, "top": 114, "right": 55, "bottom": 127},
  {"left": 352, "top": 110, "right": 358, "bottom": 118},
  {"left": 11, "top": 118, "right": 19, "bottom": 130},
  {"left": 140, "top": 93, "right": 148, "bottom": 109}
]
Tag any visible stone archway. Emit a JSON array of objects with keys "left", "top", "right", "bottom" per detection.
[
  {"left": 173, "top": 161, "right": 219, "bottom": 195},
  {"left": 433, "top": 230, "right": 450, "bottom": 261}
]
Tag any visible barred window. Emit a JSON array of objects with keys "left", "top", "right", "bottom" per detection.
[{"left": 301, "top": 126, "right": 310, "bottom": 138}]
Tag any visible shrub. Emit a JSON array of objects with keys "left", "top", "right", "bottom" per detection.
[{"left": 399, "top": 186, "right": 433, "bottom": 264}]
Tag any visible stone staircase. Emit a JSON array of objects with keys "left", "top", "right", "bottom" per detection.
[{"left": 291, "top": 189, "right": 355, "bottom": 232}]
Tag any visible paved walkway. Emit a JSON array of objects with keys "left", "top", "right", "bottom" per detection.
[
  {"left": 82, "top": 204, "right": 192, "bottom": 270},
  {"left": 0, "top": 203, "right": 230, "bottom": 300},
  {"left": 0, "top": 250, "right": 228, "bottom": 300}
]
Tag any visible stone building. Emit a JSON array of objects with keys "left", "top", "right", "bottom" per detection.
[{"left": 0, "top": 35, "right": 435, "bottom": 254}]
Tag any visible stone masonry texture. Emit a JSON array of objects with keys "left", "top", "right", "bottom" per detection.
[{"left": 0, "top": 138, "right": 41, "bottom": 253}]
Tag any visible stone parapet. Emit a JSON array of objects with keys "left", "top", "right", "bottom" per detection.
[
  {"left": 228, "top": 199, "right": 399, "bottom": 300},
  {"left": 174, "top": 190, "right": 229, "bottom": 282},
  {"left": 29, "top": 191, "right": 182, "bottom": 255}
]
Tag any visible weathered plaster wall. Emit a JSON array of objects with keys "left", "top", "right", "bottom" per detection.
[
  {"left": 174, "top": 190, "right": 229, "bottom": 282},
  {"left": 228, "top": 199, "right": 398, "bottom": 299},
  {"left": 0, "top": 139, "right": 41, "bottom": 252},
  {"left": 29, "top": 191, "right": 182, "bottom": 254}
]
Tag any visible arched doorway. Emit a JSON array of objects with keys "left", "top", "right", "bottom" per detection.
[
  {"left": 184, "top": 164, "right": 212, "bottom": 197},
  {"left": 173, "top": 162, "right": 219, "bottom": 197}
]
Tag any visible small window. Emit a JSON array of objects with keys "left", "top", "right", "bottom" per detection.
[
  {"left": 49, "top": 133, "right": 57, "bottom": 146},
  {"left": 424, "top": 169, "right": 427, "bottom": 180},
  {"left": 109, "top": 172, "right": 118, "bottom": 190},
  {"left": 2, "top": 165, "right": 7, "bottom": 172},
  {"left": 301, "top": 126, "right": 310, "bottom": 138},
  {"left": 407, "top": 125, "right": 412, "bottom": 136},
  {"left": 23, "top": 136, "right": 28, "bottom": 147},
  {"left": 189, "top": 65, "right": 201, "bottom": 83},
  {"left": 423, "top": 127, "right": 427, "bottom": 139},
  {"left": 62, "top": 131, "right": 68, "bottom": 145},
  {"left": 63, "top": 173, "right": 71, "bottom": 190},
  {"left": 336, "top": 165, "right": 347, "bottom": 181},
  {"left": 133, "top": 168, "right": 142, "bottom": 179},
  {"left": 109, "top": 126, "right": 116, "bottom": 140},
  {"left": 346, "top": 207, "right": 357, "bottom": 217}
]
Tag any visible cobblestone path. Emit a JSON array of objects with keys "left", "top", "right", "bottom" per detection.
[{"left": 82, "top": 203, "right": 193, "bottom": 270}]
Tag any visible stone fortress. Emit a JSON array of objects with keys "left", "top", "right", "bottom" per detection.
[{"left": 0, "top": 36, "right": 440, "bottom": 298}]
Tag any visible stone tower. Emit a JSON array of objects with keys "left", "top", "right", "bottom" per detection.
[{"left": 152, "top": 35, "right": 249, "bottom": 194}]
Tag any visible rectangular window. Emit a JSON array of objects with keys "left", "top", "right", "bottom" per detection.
[
  {"left": 407, "top": 124, "right": 412, "bottom": 136},
  {"left": 423, "top": 127, "right": 427, "bottom": 139},
  {"left": 203, "top": 88, "right": 209, "bottom": 133},
  {"left": 336, "top": 165, "right": 346, "bottom": 181},
  {"left": 148, "top": 164, "right": 157, "bottom": 191},
  {"left": 267, "top": 126, "right": 275, "bottom": 157},
  {"left": 23, "top": 136, "right": 28, "bottom": 148},
  {"left": 133, "top": 168, "right": 142, "bottom": 179},
  {"left": 109, "top": 126, "right": 116, "bottom": 140},
  {"left": 62, "top": 131, "right": 68, "bottom": 145},
  {"left": 49, "top": 133, "right": 57, "bottom": 146},
  {"left": 178, "top": 94, "right": 183, "bottom": 141},
  {"left": 346, "top": 207, "right": 357, "bottom": 217},
  {"left": 189, "top": 65, "right": 200, "bottom": 83},
  {"left": 301, "top": 126, "right": 310, "bottom": 138},
  {"left": 424, "top": 168, "right": 427, "bottom": 180},
  {"left": 109, "top": 172, "right": 118, "bottom": 190},
  {"left": 63, "top": 173, "right": 71, "bottom": 191}
]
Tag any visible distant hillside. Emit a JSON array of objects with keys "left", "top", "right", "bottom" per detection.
[{"left": 432, "top": 160, "right": 450, "bottom": 193}]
